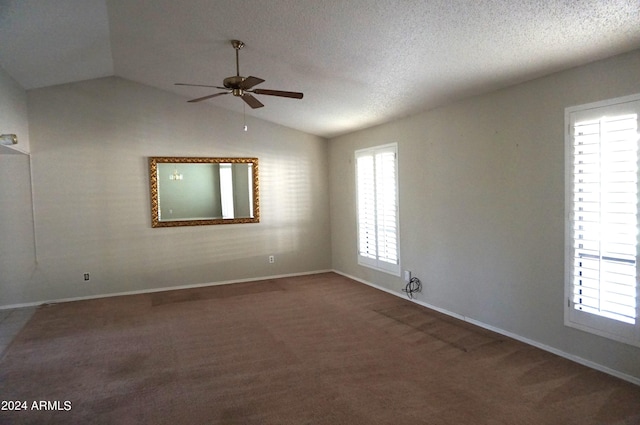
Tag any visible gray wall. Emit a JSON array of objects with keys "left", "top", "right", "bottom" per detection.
[
  {"left": 0, "top": 76, "right": 330, "bottom": 306},
  {"left": 329, "top": 49, "right": 640, "bottom": 380},
  {"left": 0, "top": 153, "right": 36, "bottom": 300},
  {"left": 0, "top": 67, "right": 36, "bottom": 301}
]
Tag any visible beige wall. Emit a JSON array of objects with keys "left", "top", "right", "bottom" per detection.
[
  {"left": 0, "top": 76, "right": 330, "bottom": 306},
  {"left": 329, "top": 49, "right": 640, "bottom": 380}
]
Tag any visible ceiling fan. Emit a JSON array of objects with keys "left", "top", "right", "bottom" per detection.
[{"left": 175, "top": 40, "right": 303, "bottom": 109}]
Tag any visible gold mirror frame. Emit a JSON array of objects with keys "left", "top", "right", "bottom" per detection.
[{"left": 149, "top": 156, "right": 259, "bottom": 227}]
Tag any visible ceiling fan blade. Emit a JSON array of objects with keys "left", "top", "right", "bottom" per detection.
[
  {"left": 187, "top": 92, "right": 229, "bottom": 103},
  {"left": 241, "top": 94, "right": 264, "bottom": 109},
  {"left": 253, "top": 89, "right": 303, "bottom": 99},
  {"left": 176, "top": 83, "right": 227, "bottom": 90},
  {"left": 239, "top": 76, "right": 265, "bottom": 90}
]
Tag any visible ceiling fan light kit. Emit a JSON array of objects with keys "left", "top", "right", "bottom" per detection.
[{"left": 175, "top": 40, "right": 303, "bottom": 109}]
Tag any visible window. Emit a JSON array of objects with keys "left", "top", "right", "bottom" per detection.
[
  {"left": 355, "top": 143, "right": 400, "bottom": 275},
  {"left": 565, "top": 93, "right": 640, "bottom": 347}
]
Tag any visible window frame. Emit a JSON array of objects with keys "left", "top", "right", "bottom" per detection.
[
  {"left": 355, "top": 143, "right": 401, "bottom": 276},
  {"left": 564, "top": 93, "right": 640, "bottom": 347}
]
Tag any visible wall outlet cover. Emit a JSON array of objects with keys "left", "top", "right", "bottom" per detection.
[{"left": 403, "top": 270, "right": 411, "bottom": 282}]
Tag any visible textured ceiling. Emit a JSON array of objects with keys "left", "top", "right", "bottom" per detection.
[{"left": 1, "top": 0, "right": 640, "bottom": 138}]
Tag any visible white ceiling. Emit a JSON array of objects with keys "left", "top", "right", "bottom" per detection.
[{"left": 1, "top": 0, "right": 639, "bottom": 138}]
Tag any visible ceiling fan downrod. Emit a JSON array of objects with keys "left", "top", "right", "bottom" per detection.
[
  {"left": 227, "top": 40, "right": 246, "bottom": 96},
  {"left": 232, "top": 39, "right": 244, "bottom": 77}
]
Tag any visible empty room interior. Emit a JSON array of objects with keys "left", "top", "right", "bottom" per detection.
[{"left": 1, "top": 1, "right": 640, "bottom": 423}]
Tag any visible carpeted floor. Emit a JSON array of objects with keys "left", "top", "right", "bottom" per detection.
[{"left": 1, "top": 272, "right": 639, "bottom": 424}]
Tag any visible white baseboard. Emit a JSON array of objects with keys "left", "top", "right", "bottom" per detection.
[
  {"left": 332, "top": 269, "right": 640, "bottom": 387},
  {"left": 0, "top": 269, "right": 333, "bottom": 310}
]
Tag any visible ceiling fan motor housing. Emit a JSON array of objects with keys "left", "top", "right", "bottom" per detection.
[{"left": 223, "top": 76, "right": 244, "bottom": 87}]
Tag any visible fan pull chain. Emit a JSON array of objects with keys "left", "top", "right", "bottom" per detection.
[{"left": 243, "top": 103, "right": 248, "bottom": 131}]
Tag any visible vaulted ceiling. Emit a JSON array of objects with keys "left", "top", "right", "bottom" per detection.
[{"left": 1, "top": 0, "right": 639, "bottom": 138}]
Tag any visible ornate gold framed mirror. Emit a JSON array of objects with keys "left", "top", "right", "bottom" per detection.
[{"left": 149, "top": 157, "right": 259, "bottom": 227}]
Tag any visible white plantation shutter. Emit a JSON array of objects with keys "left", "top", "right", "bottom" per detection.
[
  {"left": 572, "top": 115, "right": 638, "bottom": 323},
  {"left": 356, "top": 144, "right": 400, "bottom": 275},
  {"left": 357, "top": 155, "right": 377, "bottom": 260},
  {"left": 375, "top": 151, "right": 398, "bottom": 265},
  {"left": 566, "top": 94, "right": 640, "bottom": 346}
]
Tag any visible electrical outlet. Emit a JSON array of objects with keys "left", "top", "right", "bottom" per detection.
[
  {"left": 269, "top": 255, "right": 275, "bottom": 264},
  {"left": 403, "top": 270, "right": 411, "bottom": 283},
  {"left": 83, "top": 273, "right": 90, "bottom": 281}
]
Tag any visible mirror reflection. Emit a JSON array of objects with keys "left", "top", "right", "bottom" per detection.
[{"left": 149, "top": 157, "right": 259, "bottom": 227}]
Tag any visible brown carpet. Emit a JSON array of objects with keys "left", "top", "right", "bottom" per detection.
[{"left": 1, "top": 272, "right": 639, "bottom": 424}]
